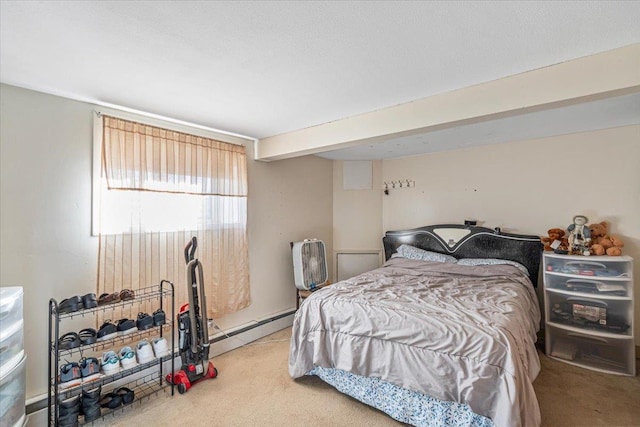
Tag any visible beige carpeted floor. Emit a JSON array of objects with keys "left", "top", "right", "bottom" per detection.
[{"left": 92, "top": 327, "right": 640, "bottom": 427}]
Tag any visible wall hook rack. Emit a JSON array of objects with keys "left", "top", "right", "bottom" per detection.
[{"left": 383, "top": 179, "right": 415, "bottom": 194}]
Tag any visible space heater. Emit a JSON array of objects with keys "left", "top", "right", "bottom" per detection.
[{"left": 292, "top": 239, "right": 328, "bottom": 291}]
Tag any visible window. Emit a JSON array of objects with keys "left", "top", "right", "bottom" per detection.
[{"left": 94, "top": 112, "right": 250, "bottom": 318}]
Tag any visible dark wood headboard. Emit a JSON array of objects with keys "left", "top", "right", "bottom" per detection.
[{"left": 382, "top": 224, "right": 543, "bottom": 287}]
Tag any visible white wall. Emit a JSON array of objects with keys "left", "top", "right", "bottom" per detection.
[
  {"left": 332, "top": 160, "right": 383, "bottom": 280},
  {"left": 0, "top": 84, "right": 333, "bottom": 400},
  {"left": 381, "top": 126, "right": 640, "bottom": 342}
]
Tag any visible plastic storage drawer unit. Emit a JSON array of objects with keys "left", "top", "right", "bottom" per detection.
[
  {"left": 547, "top": 325, "right": 634, "bottom": 375},
  {"left": 0, "top": 352, "right": 27, "bottom": 427},
  {"left": 0, "top": 320, "right": 24, "bottom": 369},
  {"left": 0, "top": 288, "right": 23, "bottom": 333}
]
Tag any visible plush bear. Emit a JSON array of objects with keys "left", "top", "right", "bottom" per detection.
[
  {"left": 588, "top": 221, "right": 624, "bottom": 256},
  {"left": 541, "top": 228, "right": 568, "bottom": 252}
]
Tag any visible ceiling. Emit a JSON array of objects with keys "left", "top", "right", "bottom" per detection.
[{"left": 1, "top": 1, "right": 640, "bottom": 160}]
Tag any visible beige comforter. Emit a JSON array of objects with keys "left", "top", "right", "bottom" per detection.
[{"left": 289, "top": 257, "right": 541, "bottom": 427}]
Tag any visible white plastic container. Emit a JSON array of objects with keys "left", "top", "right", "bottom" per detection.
[
  {"left": 0, "top": 288, "right": 23, "bottom": 333},
  {"left": 0, "top": 320, "right": 24, "bottom": 370},
  {"left": 0, "top": 352, "right": 26, "bottom": 427}
]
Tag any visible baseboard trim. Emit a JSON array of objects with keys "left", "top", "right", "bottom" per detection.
[{"left": 26, "top": 310, "right": 295, "bottom": 419}]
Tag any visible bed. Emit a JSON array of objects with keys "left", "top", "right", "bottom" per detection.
[{"left": 289, "top": 224, "right": 543, "bottom": 427}]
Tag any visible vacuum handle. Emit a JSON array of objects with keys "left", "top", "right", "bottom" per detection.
[{"left": 184, "top": 236, "right": 197, "bottom": 264}]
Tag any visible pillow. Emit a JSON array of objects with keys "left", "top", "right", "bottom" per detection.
[
  {"left": 457, "top": 258, "right": 529, "bottom": 275},
  {"left": 395, "top": 244, "right": 457, "bottom": 264}
]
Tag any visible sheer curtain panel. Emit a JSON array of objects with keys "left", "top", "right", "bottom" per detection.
[{"left": 97, "top": 115, "right": 250, "bottom": 318}]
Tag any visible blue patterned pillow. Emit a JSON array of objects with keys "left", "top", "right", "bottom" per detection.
[
  {"left": 457, "top": 258, "right": 529, "bottom": 275},
  {"left": 395, "top": 244, "right": 457, "bottom": 264}
]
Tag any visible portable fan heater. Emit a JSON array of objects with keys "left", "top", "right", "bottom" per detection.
[{"left": 292, "top": 239, "right": 328, "bottom": 291}]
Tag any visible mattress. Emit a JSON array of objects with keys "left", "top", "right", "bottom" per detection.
[{"left": 289, "top": 257, "right": 541, "bottom": 427}]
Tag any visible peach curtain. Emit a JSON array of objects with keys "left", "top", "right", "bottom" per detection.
[{"left": 97, "top": 116, "right": 250, "bottom": 319}]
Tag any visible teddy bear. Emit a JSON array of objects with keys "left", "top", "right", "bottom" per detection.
[
  {"left": 588, "top": 221, "right": 624, "bottom": 256},
  {"left": 541, "top": 228, "right": 569, "bottom": 252}
]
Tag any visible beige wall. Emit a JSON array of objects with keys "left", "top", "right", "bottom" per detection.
[
  {"left": 381, "top": 126, "right": 640, "bottom": 342},
  {"left": 0, "top": 84, "right": 333, "bottom": 399}
]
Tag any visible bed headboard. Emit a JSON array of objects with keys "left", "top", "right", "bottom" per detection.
[{"left": 383, "top": 224, "right": 543, "bottom": 286}]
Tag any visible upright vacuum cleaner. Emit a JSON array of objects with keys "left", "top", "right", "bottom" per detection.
[{"left": 166, "top": 237, "right": 218, "bottom": 394}]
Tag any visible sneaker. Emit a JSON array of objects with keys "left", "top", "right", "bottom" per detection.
[
  {"left": 79, "top": 357, "right": 101, "bottom": 383},
  {"left": 101, "top": 351, "right": 120, "bottom": 375},
  {"left": 136, "top": 312, "right": 154, "bottom": 331},
  {"left": 136, "top": 339, "right": 155, "bottom": 364},
  {"left": 119, "top": 346, "right": 137, "bottom": 369},
  {"left": 151, "top": 337, "right": 170, "bottom": 358},
  {"left": 116, "top": 318, "right": 138, "bottom": 335},
  {"left": 152, "top": 308, "right": 166, "bottom": 326},
  {"left": 59, "top": 362, "right": 82, "bottom": 389}
]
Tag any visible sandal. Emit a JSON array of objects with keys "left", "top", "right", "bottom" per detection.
[
  {"left": 78, "top": 328, "right": 97, "bottom": 345},
  {"left": 119, "top": 289, "right": 135, "bottom": 301},
  {"left": 98, "top": 391, "right": 122, "bottom": 409},
  {"left": 58, "top": 296, "right": 83, "bottom": 314},
  {"left": 58, "top": 332, "right": 81, "bottom": 350},
  {"left": 82, "top": 293, "right": 98, "bottom": 309},
  {"left": 116, "top": 318, "right": 137, "bottom": 334},
  {"left": 97, "top": 320, "right": 118, "bottom": 341},
  {"left": 97, "top": 292, "right": 120, "bottom": 306},
  {"left": 115, "top": 387, "right": 135, "bottom": 404}
]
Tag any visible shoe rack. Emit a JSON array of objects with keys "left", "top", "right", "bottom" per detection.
[{"left": 48, "top": 281, "right": 175, "bottom": 426}]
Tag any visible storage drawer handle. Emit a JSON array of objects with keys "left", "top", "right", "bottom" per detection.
[
  {"left": 566, "top": 279, "right": 605, "bottom": 286},
  {"left": 566, "top": 296, "right": 607, "bottom": 307},
  {"left": 563, "top": 261, "right": 607, "bottom": 269},
  {"left": 567, "top": 333, "right": 609, "bottom": 344}
]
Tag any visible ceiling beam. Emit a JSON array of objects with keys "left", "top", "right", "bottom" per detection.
[{"left": 255, "top": 43, "right": 640, "bottom": 161}]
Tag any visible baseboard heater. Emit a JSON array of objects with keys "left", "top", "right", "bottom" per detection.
[{"left": 26, "top": 309, "right": 296, "bottom": 417}]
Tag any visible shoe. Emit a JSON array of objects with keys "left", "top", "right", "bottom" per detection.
[
  {"left": 58, "top": 411, "right": 79, "bottom": 427},
  {"left": 58, "top": 296, "right": 83, "bottom": 314},
  {"left": 101, "top": 351, "right": 120, "bottom": 375},
  {"left": 97, "top": 320, "right": 118, "bottom": 341},
  {"left": 115, "top": 387, "right": 135, "bottom": 405},
  {"left": 58, "top": 394, "right": 81, "bottom": 416},
  {"left": 119, "top": 289, "right": 135, "bottom": 301},
  {"left": 152, "top": 308, "right": 166, "bottom": 326},
  {"left": 58, "top": 332, "right": 81, "bottom": 350},
  {"left": 81, "top": 385, "right": 102, "bottom": 421},
  {"left": 136, "top": 312, "right": 154, "bottom": 331},
  {"left": 151, "top": 337, "right": 170, "bottom": 358},
  {"left": 81, "top": 293, "right": 98, "bottom": 309},
  {"left": 78, "top": 328, "right": 97, "bottom": 345},
  {"left": 82, "top": 404, "right": 101, "bottom": 423},
  {"left": 119, "top": 346, "right": 137, "bottom": 369},
  {"left": 136, "top": 339, "right": 155, "bottom": 364},
  {"left": 116, "top": 318, "right": 138, "bottom": 335},
  {"left": 59, "top": 362, "right": 82, "bottom": 388},
  {"left": 80, "top": 357, "right": 101, "bottom": 383},
  {"left": 98, "top": 391, "right": 122, "bottom": 409},
  {"left": 97, "top": 292, "right": 120, "bottom": 306}
]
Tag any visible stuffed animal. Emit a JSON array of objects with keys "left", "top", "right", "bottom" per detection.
[
  {"left": 588, "top": 221, "right": 625, "bottom": 256},
  {"left": 541, "top": 228, "right": 568, "bottom": 252}
]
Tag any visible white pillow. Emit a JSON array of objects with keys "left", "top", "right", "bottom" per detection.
[
  {"left": 457, "top": 258, "right": 529, "bottom": 275},
  {"left": 395, "top": 244, "right": 457, "bottom": 264}
]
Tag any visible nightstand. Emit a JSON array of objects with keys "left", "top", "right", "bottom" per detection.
[{"left": 296, "top": 282, "right": 331, "bottom": 309}]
